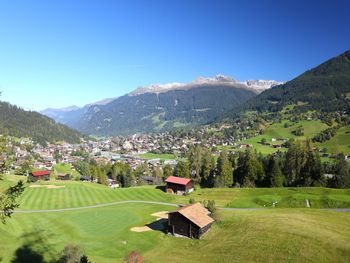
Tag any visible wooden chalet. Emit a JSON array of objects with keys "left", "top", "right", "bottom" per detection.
[
  {"left": 57, "top": 173, "right": 71, "bottom": 180},
  {"left": 165, "top": 176, "right": 194, "bottom": 195},
  {"left": 141, "top": 176, "right": 162, "bottom": 185},
  {"left": 168, "top": 203, "right": 214, "bottom": 239},
  {"left": 30, "top": 170, "right": 51, "bottom": 181}
]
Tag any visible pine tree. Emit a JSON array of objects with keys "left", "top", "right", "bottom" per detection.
[
  {"left": 188, "top": 144, "right": 203, "bottom": 183},
  {"left": 200, "top": 148, "right": 215, "bottom": 187},
  {"left": 267, "top": 156, "right": 284, "bottom": 187},
  {"left": 331, "top": 153, "right": 350, "bottom": 188},
  {"left": 174, "top": 160, "right": 190, "bottom": 178},
  {"left": 163, "top": 164, "right": 173, "bottom": 179},
  {"left": 216, "top": 150, "right": 232, "bottom": 187}
]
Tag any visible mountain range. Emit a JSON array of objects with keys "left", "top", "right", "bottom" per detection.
[
  {"left": 1, "top": 49, "right": 348, "bottom": 142},
  {"left": 41, "top": 75, "right": 282, "bottom": 136}
]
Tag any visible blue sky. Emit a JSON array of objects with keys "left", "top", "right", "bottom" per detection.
[{"left": 0, "top": 0, "right": 349, "bottom": 111}]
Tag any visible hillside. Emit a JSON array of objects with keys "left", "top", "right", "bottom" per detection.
[
  {"left": 41, "top": 75, "right": 281, "bottom": 136},
  {"left": 223, "top": 50, "right": 350, "bottom": 118},
  {"left": 0, "top": 101, "right": 82, "bottom": 144}
]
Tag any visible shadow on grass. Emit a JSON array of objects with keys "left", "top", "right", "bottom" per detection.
[
  {"left": 155, "top": 185, "right": 166, "bottom": 192},
  {"left": 146, "top": 218, "right": 168, "bottom": 233},
  {"left": 11, "top": 245, "right": 45, "bottom": 263},
  {"left": 11, "top": 227, "right": 58, "bottom": 263}
]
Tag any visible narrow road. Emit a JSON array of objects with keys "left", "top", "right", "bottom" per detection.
[{"left": 13, "top": 200, "right": 350, "bottom": 213}]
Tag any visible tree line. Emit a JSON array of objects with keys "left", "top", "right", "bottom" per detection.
[{"left": 173, "top": 142, "right": 350, "bottom": 189}]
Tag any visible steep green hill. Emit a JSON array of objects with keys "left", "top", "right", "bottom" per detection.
[
  {"left": 223, "top": 50, "right": 350, "bottom": 117},
  {"left": 0, "top": 101, "right": 82, "bottom": 144}
]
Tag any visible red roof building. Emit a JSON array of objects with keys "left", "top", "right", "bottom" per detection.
[
  {"left": 165, "top": 176, "right": 194, "bottom": 195},
  {"left": 31, "top": 170, "right": 51, "bottom": 177},
  {"left": 30, "top": 170, "right": 51, "bottom": 181}
]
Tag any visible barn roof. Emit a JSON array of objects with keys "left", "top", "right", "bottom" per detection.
[
  {"left": 31, "top": 170, "right": 51, "bottom": 176},
  {"left": 165, "top": 176, "right": 192, "bottom": 185},
  {"left": 170, "top": 203, "right": 214, "bottom": 228}
]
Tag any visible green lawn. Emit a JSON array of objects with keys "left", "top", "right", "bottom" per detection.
[
  {"left": 144, "top": 209, "right": 350, "bottom": 263},
  {"left": 0, "top": 203, "right": 173, "bottom": 263},
  {"left": 178, "top": 186, "right": 350, "bottom": 208},
  {"left": 1, "top": 176, "right": 350, "bottom": 262},
  {"left": 137, "top": 152, "right": 177, "bottom": 160},
  {"left": 0, "top": 206, "right": 349, "bottom": 262},
  {"left": 16, "top": 180, "right": 175, "bottom": 210},
  {"left": 2, "top": 175, "right": 350, "bottom": 210}
]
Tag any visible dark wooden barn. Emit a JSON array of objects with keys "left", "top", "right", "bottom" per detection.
[
  {"left": 168, "top": 203, "right": 214, "bottom": 239},
  {"left": 57, "top": 173, "right": 71, "bottom": 180},
  {"left": 165, "top": 176, "right": 194, "bottom": 195}
]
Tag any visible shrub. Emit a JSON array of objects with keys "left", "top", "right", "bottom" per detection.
[{"left": 124, "top": 251, "right": 144, "bottom": 263}]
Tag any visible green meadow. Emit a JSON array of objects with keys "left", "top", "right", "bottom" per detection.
[
  {"left": 53, "top": 163, "right": 81, "bottom": 178},
  {"left": 0, "top": 176, "right": 349, "bottom": 262},
  {"left": 137, "top": 152, "right": 177, "bottom": 160},
  {"left": 239, "top": 120, "right": 329, "bottom": 155},
  {"left": 317, "top": 125, "right": 350, "bottom": 155}
]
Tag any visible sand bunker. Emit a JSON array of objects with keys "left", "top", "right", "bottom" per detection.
[
  {"left": 130, "top": 211, "right": 169, "bottom": 232},
  {"left": 30, "top": 185, "right": 65, "bottom": 189},
  {"left": 151, "top": 211, "right": 168, "bottom": 219},
  {"left": 130, "top": 226, "right": 152, "bottom": 232}
]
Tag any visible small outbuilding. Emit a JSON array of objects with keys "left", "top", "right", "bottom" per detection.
[
  {"left": 165, "top": 176, "right": 194, "bottom": 195},
  {"left": 168, "top": 203, "right": 214, "bottom": 239},
  {"left": 57, "top": 173, "right": 71, "bottom": 180},
  {"left": 30, "top": 170, "right": 51, "bottom": 181},
  {"left": 80, "top": 175, "right": 91, "bottom": 182}
]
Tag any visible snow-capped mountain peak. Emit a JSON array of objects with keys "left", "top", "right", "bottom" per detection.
[{"left": 128, "top": 75, "right": 282, "bottom": 96}]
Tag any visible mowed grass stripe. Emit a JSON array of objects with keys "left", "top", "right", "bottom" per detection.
[
  {"left": 16, "top": 181, "right": 174, "bottom": 210},
  {"left": 97, "top": 187, "right": 114, "bottom": 203},
  {"left": 69, "top": 185, "right": 80, "bottom": 208},
  {"left": 30, "top": 188, "right": 44, "bottom": 210},
  {"left": 80, "top": 185, "right": 96, "bottom": 206},
  {"left": 89, "top": 187, "right": 106, "bottom": 205},
  {"left": 45, "top": 188, "right": 56, "bottom": 209},
  {"left": 19, "top": 188, "right": 35, "bottom": 209},
  {"left": 74, "top": 184, "right": 85, "bottom": 207},
  {"left": 118, "top": 188, "right": 134, "bottom": 200}
]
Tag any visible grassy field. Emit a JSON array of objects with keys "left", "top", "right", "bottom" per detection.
[
  {"left": 2, "top": 175, "right": 350, "bottom": 209},
  {"left": 0, "top": 205, "right": 349, "bottom": 262},
  {"left": 318, "top": 125, "right": 350, "bottom": 155},
  {"left": 15, "top": 180, "right": 175, "bottom": 210},
  {"left": 0, "top": 203, "right": 173, "bottom": 263},
  {"left": 237, "top": 120, "right": 329, "bottom": 155},
  {"left": 137, "top": 152, "right": 177, "bottom": 160},
  {"left": 1, "top": 176, "right": 350, "bottom": 262},
  {"left": 53, "top": 163, "right": 80, "bottom": 178},
  {"left": 177, "top": 186, "right": 350, "bottom": 208},
  {"left": 144, "top": 209, "right": 350, "bottom": 263}
]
